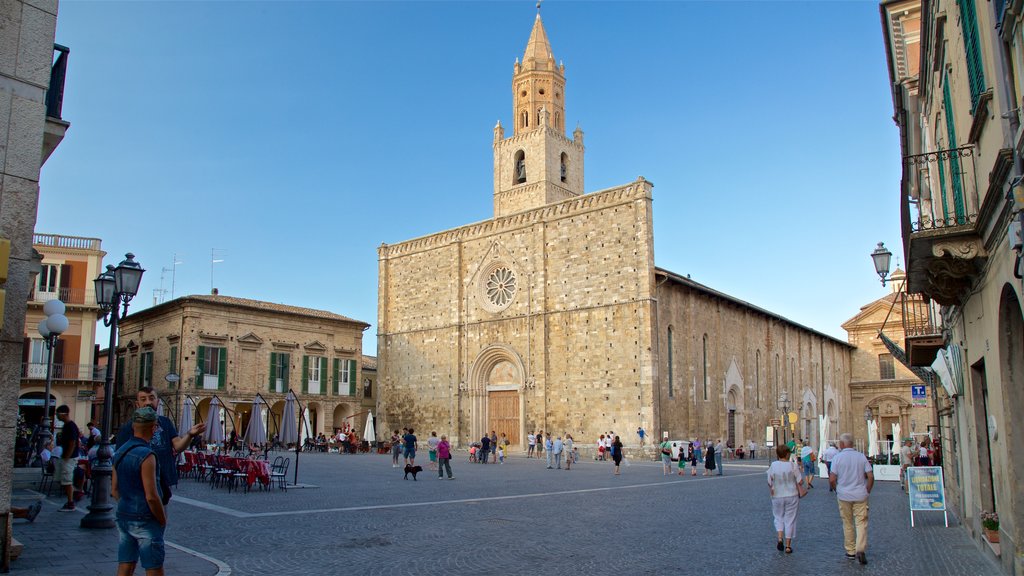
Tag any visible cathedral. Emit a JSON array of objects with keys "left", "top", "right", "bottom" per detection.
[{"left": 377, "top": 11, "right": 855, "bottom": 450}]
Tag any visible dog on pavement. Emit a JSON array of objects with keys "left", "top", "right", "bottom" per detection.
[{"left": 403, "top": 464, "right": 423, "bottom": 480}]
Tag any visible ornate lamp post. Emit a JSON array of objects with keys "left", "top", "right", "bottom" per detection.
[
  {"left": 33, "top": 299, "right": 68, "bottom": 462},
  {"left": 777, "top": 392, "right": 790, "bottom": 447},
  {"left": 81, "top": 254, "right": 144, "bottom": 529},
  {"left": 871, "top": 242, "right": 893, "bottom": 286}
]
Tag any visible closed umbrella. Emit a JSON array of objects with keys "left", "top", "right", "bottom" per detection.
[
  {"left": 279, "top": 392, "right": 298, "bottom": 446},
  {"left": 179, "top": 397, "right": 194, "bottom": 436},
  {"left": 363, "top": 411, "right": 376, "bottom": 444},
  {"left": 203, "top": 397, "right": 225, "bottom": 445},
  {"left": 867, "top": 419, "right": 878, "bottom": 458},
  {"left": 891, "top": 423, "right": 901, "bottom": 464},
  {"left": 244, "top": 396, "right": 268, "bottom": 447}
]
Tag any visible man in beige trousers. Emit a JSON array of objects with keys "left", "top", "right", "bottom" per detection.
[{"left": 829, "top": 432, "right": 874, "bottom": 565}]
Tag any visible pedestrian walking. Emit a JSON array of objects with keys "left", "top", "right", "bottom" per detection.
[
  {"left": 391, "top": 430, "right": 402, "bottom": 467},
  {"left": 689, "top": 444, "right": 698, "bottom": 476},
  {"left": 800, "top": 442, "right": 816, "bottom": 489},
  {"left": 403, "top": 428, "right": 418, "bottom": 466},
  {"left": 677, "top": 446, "right": 687, "bottom": 476},
  {"left": 565, "top": 434, "right": 574, "bottom": 470},
  {"left": 597, "top": 434, "right": 606, "bottom": 461},
  {"left": 112, "top": 407, "right": 167, "bottom": 576},
  {"left": 660, "top": 438, "right": 673, "bottom": 475},
  {"left": 427, "top": 431, "right": 440, "bottom": 471},
  {"left": 536, "top": 430, "right": 545, "bottom": 459},
  {"left": 715, "top": 439, "right": 725, "bottom": 476},
  {"left": 768, "top": 444, "right": 803, "bottom": 554},
  {"left": 55, "top": 405, "right": 80, "bottom": 512},
  {"left": 497, "top": 445, "right": 505, "bottom": 464},
  {"left": 544, "top": 434, "right": 554, "bottom": 469},
  {"left": 437, "top": 435, "right": 454, "bottom": 479},
  {"left": 553, "top": 436, "right": 564, "bottom": 469},
  {"left": 479, "top": 434, "right": 491, "bottom": 464},
  {"left": 490, "top": 431, "right": 498, "bottom": 463},
  {"left": 637, "top": 427, "right": 646, "bottom": 448},
  {"left": 749, "top": 439, "right": 757, "bottom": 460},
  {"left": 693, "top": 438, "right": 703, "bottom": 464},
  {"left": 611, "top": 435, "right": 624, "bottom": 475},
  {"left": 704, "top": 441, "right": 717, "bottom": 476},
  {"left": 527, "top": 432, "right": 536, "bottom": 458},
  {"left": 828, "top": 433, "right": 874, "bottom": 565},
  {"left": 824, "top": 442, "right": 839, "bottom": 492}
]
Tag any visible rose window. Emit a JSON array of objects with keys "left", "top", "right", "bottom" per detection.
[{"left": 485, "top": 267, "right": 517, "bottom": 308}]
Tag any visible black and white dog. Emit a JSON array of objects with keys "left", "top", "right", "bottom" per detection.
[{"left": 403, "top": 464, "right": 423, "bottom": 480}]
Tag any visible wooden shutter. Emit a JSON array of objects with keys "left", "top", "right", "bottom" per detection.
[
  {"left": 217, "top": 347, "right": 227, "bottom": 390},
  {"left": 320, "top": 357, "right": 328, "bottom": 396},
  {"left": 53, "top": 338, "right": 65, "bottom": 379},
  {"left": 332, "top": 358, "right": 339, "bottom": 395},
  {"left": 302, "top": 355, "right": 309, "bottom": 394},
  {"left": 169, "top": 346, "right": 178, "bottom": 376},
  {"left": 282, "top": 354, "right": 290, "bottom": 388},
  {"left": 269, "top": 353, "right": 276, "bottom": 391},
  {"left": 348, "top": 359, "right": 356, "bottom": 396},
  {"left": 197, "top": 346, "right": 206, "bottom": 389}
]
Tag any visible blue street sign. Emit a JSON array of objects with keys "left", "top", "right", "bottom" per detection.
[{"left": 911, "top": 385, "right": 926, "bottom": 398}]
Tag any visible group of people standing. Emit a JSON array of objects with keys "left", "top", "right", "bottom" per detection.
[
  {"left": 659, "top": 438, "right": 726, "bottom": 477},
  {"left": 767, "top": 433, "right": 873, "bottom": 565}
]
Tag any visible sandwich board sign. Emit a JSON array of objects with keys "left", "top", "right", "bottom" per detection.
[{"left": 907, "top": 466, "right": 947, "bottom": 527}]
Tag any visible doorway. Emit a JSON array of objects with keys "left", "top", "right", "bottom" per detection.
[{"left": 487, "top": 390, "right": 519, "bottom": 447}]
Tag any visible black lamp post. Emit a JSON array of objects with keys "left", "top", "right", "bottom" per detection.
[
  {"left": 81, "top": 254, "right": 144, "bottom": 529},
  {"left": 871, "top": 242, "right": 893, "bottom": 286},
  {"left": 33, "top": 299, "right": 68, "bottom": 463},
  {"left": 777, "top": 392, "right": 790, "bottom": 448}
]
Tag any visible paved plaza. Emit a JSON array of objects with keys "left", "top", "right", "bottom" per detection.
[{"left": 9, "top": 451, "right": 1001, "bottom": 575}]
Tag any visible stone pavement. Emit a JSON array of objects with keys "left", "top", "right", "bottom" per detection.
[{"left": 8, "top": 451, "right": 1002, "bottom": 575}]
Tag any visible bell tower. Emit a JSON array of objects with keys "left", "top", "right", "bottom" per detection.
[{"left": 493, "top": 8, "right": 584, "bottom": 218}]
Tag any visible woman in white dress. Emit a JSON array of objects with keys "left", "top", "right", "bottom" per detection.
[{"left": 767, "top": 444, "right": 803, "bottom": 554}]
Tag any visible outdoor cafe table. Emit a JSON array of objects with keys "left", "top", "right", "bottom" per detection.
[{"left": 218, "top": 456, "right": 271, "bottom": 489}]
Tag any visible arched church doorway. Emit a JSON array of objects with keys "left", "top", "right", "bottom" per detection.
[{"left": 470, "top": 346, "right": 525, "bottom": 447}]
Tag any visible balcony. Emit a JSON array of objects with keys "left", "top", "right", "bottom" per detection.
[
  {"left": 42, "top": 44, "right": 70, "bottom": 165},
  {"left": 21, "top": 363, "right": 104, "bottom": 382},
  {"left": 901, "top": 145, "right": 985, "bottom": 305},
  {"left": 33, "top": 233, "right": 101, "bottom": 252},
  {"left": 900, "top": 292, "right": 945, "bottom": 367},
  {"left": 29, "top": 286, "right": 92, "bottom": 306}
]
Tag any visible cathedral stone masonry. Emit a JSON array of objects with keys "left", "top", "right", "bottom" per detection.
[{"left": 377, "top": 9, "right": 858, "bottom": 454}]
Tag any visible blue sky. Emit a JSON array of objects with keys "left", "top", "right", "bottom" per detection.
[{"left": 41, "top": 1, "right": 902, "bottom": 353}]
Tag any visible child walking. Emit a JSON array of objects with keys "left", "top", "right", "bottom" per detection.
[{"left": 497, "top": 445, "right": 505, "bottom": 464}]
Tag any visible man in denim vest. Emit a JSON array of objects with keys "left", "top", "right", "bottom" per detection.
[{"left": 112, "top": 407, "right": 167, "bottom": 576}]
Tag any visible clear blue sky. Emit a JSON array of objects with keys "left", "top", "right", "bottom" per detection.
[{"left": 41, "top": 1, "right": 902, "bottom": 353}]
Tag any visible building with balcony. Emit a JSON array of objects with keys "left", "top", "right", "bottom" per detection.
[
  {"left": 0, "top": 0, "right": 70, "bottom": 566},
  {"left": 115, "top": 294, "right": 371, "bottom": 443},
  {"left": 882, "top": 0, "right": 1024, "bottom": 571},
  {"left": 19, "top": 233, "right": 105, "bottom": 429}
]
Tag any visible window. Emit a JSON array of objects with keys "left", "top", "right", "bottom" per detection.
[
  {"left": 363, "top": 378, "right": 373, "bottom": 398},
  {"left": 520, "top": 110, "right": 528, "bottom": 129},
  {"left": 879, "top": 354, "right": 896, "bottom": 380},
  {"left": 755, "top": 350, "right": 761, "bottom": 408},
  {"left": 303, "top": 355, "right": 327, "bottom": 395},
  {"left": 958, "top": 0, "right": 986, "bottom": 110},
  {"left": 269, "top": 352, "right": 290, "bottom": 393},
  {"left": 37, "top": 264, "right": 58, "bottom": 294},
  {"left": 942, "top": 73, "right": 966, "bottom": 224},
  {"left": 334, "top": 358, "right": 357, "bottom": 395},
  {"left": 514, "top": 150, "right": 526, "bottom": 184},
  {"left": 702, "top": 334, "right": 708, "bottom": 401},
  {"left": 560, "top": 152, "right": 568, "bottom": 183},
  {"left": 197, "top": 345, "right": 226, "bottom": 390},
  {"left": 139, "top": 351, "right": 153, "bottom": 388},
  {"left": 169, "top": 346, "right": 178, "bottom": 377},
  {"left": 667, "top": 327, "right": 674, "bottom": 398},
  {"left": 115, "top": 356, "right": 125, "bottom": 397}
]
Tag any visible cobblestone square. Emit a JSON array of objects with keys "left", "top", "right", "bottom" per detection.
[{"left": 10, "top": 451, "right": 1001, "bottom": 575}]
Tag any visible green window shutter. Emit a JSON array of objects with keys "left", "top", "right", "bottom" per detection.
[
  {"left": 282, "top": 354, "right": 290, "bottom": 388},
  {"left": 302, "top": 355, "right": 309, "bottom": 394},
  {"left": 139, "top": 354, "right": 145, "bottom": 386},
  {"left": 197, "top": 346, "right": 206, "bottom": 388},
  {"left": 218, "top": 347, "right": 227, "bottom": 390},
  {"left": 348, "top": 359, "right": 356, "bottom": 396},
  {"left": 145, "top": 353, "right": 153, "bottom": 385},
  {"left": 941, "top": 75, "right": 966, "bottom": 224},
  {"left": 169, "top": 346, "right": 178, "bottom": 375},
  {"left": 320, "top": 357, "right": 329, "bottom": 395},
  {"left": 958, "top": 0, "right": 986, "bottom": 110},
  {"left": 269, "top": 353, "right": 276, "bottom": 391},
  {"left": 333, "top": 359, "right": 340, "bottom": 395}
]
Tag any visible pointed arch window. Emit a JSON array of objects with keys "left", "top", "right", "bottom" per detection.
[
  {"left": 514, "top": 150, "right": 526, "bottom": 185},
  {"left": 520, "top": 110, "right": 529, "bottom": 129},
  {"left": 755, "top": 350, "right": 761, "bottom": 408},
  {"left": 560, "top": 152, "right": 568, "bottom": 183},
  {"left": 554, "top": 111, "right": 561, "bottom": 129},
  {"left": 702, "top": 334, "right": 709, "bottom": 401},
  {"left": 667, "top": 327, "right": 674, "bottom": 398}
]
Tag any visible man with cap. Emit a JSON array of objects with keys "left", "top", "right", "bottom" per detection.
[
  {"left": 116, "top": 387, "right": 205, "bottom": 504},
  {"left": 112, "top": 406, "right": 167, "bottom": 576}
]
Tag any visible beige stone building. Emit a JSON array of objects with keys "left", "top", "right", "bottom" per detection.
[
  {"left": 841, "top": 269, "right": 935, "bottom": 446},
  {"left": 20, "top": 233, "right": 106, "bottom": 429},
  {"left": 882, "top": 0, "right": 1024, "bottom": 571},
  {"left": 377, "top": 12, "right": 858, "bottom": 451},
  {"left": 116, "top": 294, "right": 370, "bottom": 441}
]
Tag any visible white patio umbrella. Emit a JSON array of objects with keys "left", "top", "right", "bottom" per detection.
[
  {"left": 363, "top": 411, "right": 376, "bottom": 444},
  {"left": 178, "top": 397, "right": 194, "bottom": 436},
  {"left": 867, "top": 419, "right": 878, "bottom": 458},
  {"left": 203, "top": 397, "right": 225, "bottom": 445},
  {"left": 891, "top": 423, "right": 901, "bottom": 463},
  {"left": 818, "top": 415, "right": 828, "bottom": 453},
  {"left": 279, "top": 392, "right": 298, "bottom": 446},
  {"left": 300, "top": 408, "right": 312, "bottom": 445},
  {"left": 243, "top": 396, "right": 268, "bottom": 446}
]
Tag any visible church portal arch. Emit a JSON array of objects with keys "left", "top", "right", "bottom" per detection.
[{"left": 469, "top": 345, "right": 526, "bottom": 446}]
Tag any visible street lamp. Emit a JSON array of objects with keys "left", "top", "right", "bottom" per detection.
[
  {"left": 871, "top": 242, "right": 893, "bottom": 286},
  {"left": 81, "top": 253, "right": 144, "bottom": 529},
  {"left": 33, "top": 299, "right": 67, "bottom": 463},
  {"left": 777, "top": 392, "right": 790, "bottom": 446}
]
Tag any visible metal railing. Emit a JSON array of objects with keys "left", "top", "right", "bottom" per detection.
[
  {"left": 21, "top": 363, "right": 104, "bottom": 381},
  {"left": 903, "top": 145, "right": 979, "bottom": 232},
  {"left": 901, "top": 292, "right": 942, "bottom": 338},
  {"left": 45, "top": 44, "right": 69, "bottom": 120},
  {"left": 33, "top": 233, "right": 101, "bottom": 251},
  {"left": 30, "top": 286, "right": 92, "bottom": 305}
]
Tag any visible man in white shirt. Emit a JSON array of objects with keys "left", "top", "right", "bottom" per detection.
[
  {"left": 822, "top": 442, "right": 840, "bottom": 491},
  {"left": 748, "top": 440, "right": 757, "bottom": 460},
  {"left": 829, "top": 433, "right": 874, "bottom": 565}
]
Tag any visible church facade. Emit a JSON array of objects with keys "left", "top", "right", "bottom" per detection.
[{"left": 377, "top": 12, "right": 856, "bottom": 450}]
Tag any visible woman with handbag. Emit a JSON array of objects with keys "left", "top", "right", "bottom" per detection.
[{"left": 767, "top": 444, "right": 805, "bottom": 554}]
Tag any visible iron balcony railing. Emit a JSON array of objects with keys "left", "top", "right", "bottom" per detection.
[
  {"left": 45, "top": 44, "right": 69, "bottom": 120},
  {"left": 29, "top": 286, "right": 93, "bottom": 306},
  {"left": 21, "top": 363, "right": 104, "bottom": 381},
  {"left": 900, "top": 291, "right": 942, "bottom": 338},
  {"left": 903, "top": 145, "right": 979, "bottom": 231}
]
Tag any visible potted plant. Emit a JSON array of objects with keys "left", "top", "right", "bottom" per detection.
[{"left": 981, "top": 511, "right": 1000, "bottom": 543}]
